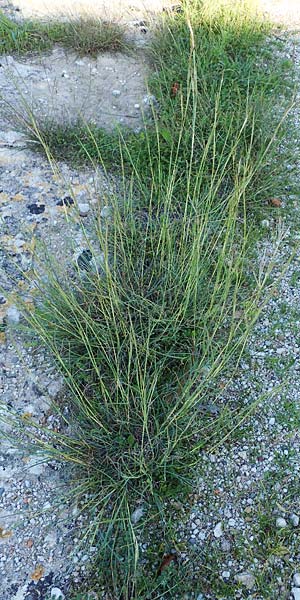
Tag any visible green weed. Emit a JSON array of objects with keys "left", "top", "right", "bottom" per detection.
[{"left": 0, "top": 11, "right": 128, "bottom": 56}]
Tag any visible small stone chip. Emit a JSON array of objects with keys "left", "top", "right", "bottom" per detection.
[
  {"left": 27, "top": 203, "right": 45, "bottom": 215},
  {"left": 78, "top": 203, "right": 90, "bottom": 217},
  {"left": 56, "top": 195, "right": 74, "bottom": 207},
  {"left": 236, "top": 572, "right": 255, "bottom": 590},
  {"left": 213, "top": 522, "right": 223, "bottom": 538},
  {"left": 290, "top": 514, "right": 299, "bottom": 527},
  {"left": 50, "top": 588, "right": 65, "bottom": 599},
  {"left": 276, "top": 517, "right": 287, "bottom": 529}
]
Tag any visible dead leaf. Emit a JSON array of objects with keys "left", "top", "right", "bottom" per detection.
[
  {"left": 171, "top": 82, "right": 180, "bottom": 97},
  {"left": 0, "top": 527, "right": 12, "bottom": 539},
  {"left": 22, "top": 412, "right": 33, "bottom": 420},
  {"left": 31, "top": 565, "right": 44, "bottom": 581},
  {"left": 158, "top": 553, "right": 177, "bottom": 575},
  {"left": 0, "top": 332, "right": 6, "bottom": 344},
  {"left": 269, "top": 197, "right": 282, "bottom": 208}
]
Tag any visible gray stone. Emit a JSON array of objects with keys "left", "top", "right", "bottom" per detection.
[
  {"left": 78, "top": 203, "right": 90, "bottom": 217},
  {"left": 290, "top": 514, "right": 299, "bottom": 527},
  {"left": 276, "top": 517, "right": 287, "bottom": 528},
  {"left": 6, "top": 305, "right": 20, "bottom": 324},
  {"left": 131, "top": 506, "right": 144, "bottom": 524},
  {"left": 213, "top": 522, "right": 223, "bottom": 538},
  {"left": 235, "top": 572, "right": 256, "bottom": 590},
  {"left": 292, "top": 588, "right": 300, "bottom": 600},
  {"left": 221, "top": 538, "right": 231, "bottom": 552},
  {"left": 51, "top": 588, "right": 65, "bottom": 599},
  {"left": 100, "top": 205, "right": 112, "bottom": 218},
  {"left": 222, "top": 570, "right": 230, "bottom": 579},
  {"left": 293, "top": 573, "right": 300, "bottom": 587},
  {"left": 143, "top": 94, "right": 158, "bottom": 107},
  {"left": 48, "top": 380, "right": 62, "bottom": 398}
]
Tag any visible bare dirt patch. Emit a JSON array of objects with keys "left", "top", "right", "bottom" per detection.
[
  {"left": 2, "top": 0, "right": 176, "bottom": 22},
  {"left": 0, "top": 47, "right": 149, "bottom": 131}
]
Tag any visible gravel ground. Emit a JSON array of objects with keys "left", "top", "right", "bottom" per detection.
[
  {"left": 0, "top": 140, "right": 118, "bottom": 599},
  {"left": 178, "top": 30, "right": 300, "bottom": 600}
]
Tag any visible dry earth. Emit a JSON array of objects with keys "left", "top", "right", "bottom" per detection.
[{"left": 1, "top": 0, "right": 175, "bottom": 21}]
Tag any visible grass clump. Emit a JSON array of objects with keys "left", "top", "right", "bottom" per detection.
[
  {"left": 0, "top": 11, "right": 51, "bottom": 54},
  {"left": 0, "top": 11, "right": 128, "bottom": 56},
  {"left": 14, "top": 1, "right": 294, "bottom": 598},
  {"left": 45, "top": 17, "right": 129, "bottom": 55}
]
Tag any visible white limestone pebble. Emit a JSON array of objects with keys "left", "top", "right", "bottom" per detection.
[
  {"left": 78, "top": 203, "right": 90, "bottom": 217},
  {"left": 213, "top": 522, "right": 223, "bottom": 538}
]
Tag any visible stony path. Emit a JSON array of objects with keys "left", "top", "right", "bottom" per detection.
[
  {"left": 0, "top": 142, "right": 116, "bottom": 599},
  {"left": 180, "top": 30, "right": 300, "bottom": 600},
  {"left": 0, "top": 1, "right": 300, "bottom": 599}
]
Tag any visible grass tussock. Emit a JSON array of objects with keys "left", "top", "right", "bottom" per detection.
[
  {"left": 10, "top": 1, "right": 294, "bottom": 598},
  {"left": 0, "top": 11, "right": 129, "bottom": 56}
]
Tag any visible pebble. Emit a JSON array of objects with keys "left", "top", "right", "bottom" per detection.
[
  {"left": 143, "top": 94, "right": 157, "bottom": 106},
  {"left": 293, "top": 573, "right": 300, "bottom": 587},
  {"left": 222, "top": 570, "right": 230, "bottom": 579},
  {"left": 276, "top": 517, "right": 287, "bottom": 528},
  {"left": 235, "top": 572, "right": 256, "bottom": 589},
  {"left": 213, "top": 522, "right": 223, "bottom": 538},
  {"left": 6, "top": 305, "right": 20, "bottom": 324},
  {"left": 27, "top": 203, "right": 45, "bottom": 215},
  {"left": 56, "top": 196, "right": 74, "bottom": 207},
  {"left": 47, "top": 380, "right": 62, "bottom": 398},
  {"left": 290, "top": 513, "right": 299, "bottom": 527},
  {"left": 292, "top": 588, "right": 300, "bottom": 600},
  {"left": 100, "top": 205, "right": 112, "bottom": 218},
  {"left": 221, "top": 538, "right": 231, "bottom": 551},
  {"left": 131, "top": 506, "right": 144, "bottom": 524},
  {"left": 50, "top": 588, "right": 65, "bottom": 599},
  {"left": 78, "top": 203, "right": 90, "bottom": 217},
  {"left": 112, "top": 89, "right": 121, "bottom": 97}
]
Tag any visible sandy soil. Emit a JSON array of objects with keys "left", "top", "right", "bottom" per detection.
[{"left": 3, "top": 0, "right": 177, "bottom": 21}]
